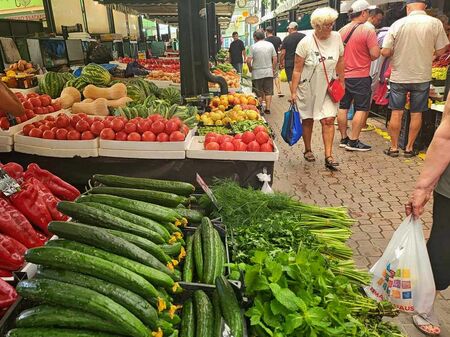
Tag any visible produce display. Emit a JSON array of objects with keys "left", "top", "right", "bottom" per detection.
[
  {"left": 38, "top": 72, "right": 75, "bottom": 99},
  {"left": 0, "top": 279, "right": 17, "bottom": 318},
  {"left": 120, "top": 57, "right": 180, "bottom": 73},
  {"left": 209, "top": 93, "right": 258, "bottom": 110},
  {"left": 432, "top": 66, "right": 448, "bottom": 80},
  {"left": 203, "top": 126, "right": 274, "bottom": 152},
  {"left": 209, "top": 68, "right": 240, "bottom": 89},
  {"left": 147, "top": 71, "right": 180, "bottom": 84},
  {"left": 5, "top": 60, "right": 36, "bottom": 74},
  {"left": 432, "top": 50, "right": 450, "bottom": 67},
  {"left": 216, "top": 49, "right": 228, "bottom": 63},
  {"left": 2, "top": 60, "right": 37, "bottom": 89}
]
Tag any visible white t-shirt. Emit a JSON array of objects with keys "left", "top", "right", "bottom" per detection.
[
  {"left": 249, "top": 40, "right": 277, "bottom": 80},
  {"left": 382, "top": 10, "right": 449, "bottom": 83}
]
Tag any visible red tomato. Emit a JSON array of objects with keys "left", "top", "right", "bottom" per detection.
[
  {"left": 24, "top": 109, "right": 34, "bottom": 119},
  {"left": 45, "top": 121, "right": 56, "bottom": 129},
  {"left": 90, "top": 121, "right": 105, "bottom": 136},
  {"left": 142, "top": 131, "right": 156, "bottom": 142},
  {"left": 232, "top": 139, "right": 242, "bottom": 148},
  {"left": 45, "top": 116, "right": 56, "bottom": 122},
  {"left": 115, "top": 131, "right": 128, "bottom": 141},
  {"left": 205, "top": 142, "right": 220, "bottom": 150},
  {"left": 220, "top": 142, "right": 235, "bottom": 151},
  {"left": 22, "top": 101, "right": 33, "bottom": 110},
  {"left": 170, "top": 117, "right": 182, "bottom": 128},
  {"left": 47, "top": 106, "right": 55, "bottom": 113},
  {"left": 81, "top": 131, "right": 95, "bottom": 140},
  {"left": 77, "top": 113, "right": 88, "bottom": 119},
  {"left": 133, "top": 117, "right": 144, "bottom": 123},
  {"left": 51, "top": 127, "right": 58, "bottom": 134},
  {"left": 165, "top": 120, "right": 179, "bottom": 134},
  {"left": 41, "top": 94, "right": 52, "bottom": 102},
  {"left": 39, "top": 125, "right": 50, "bottom": 132},
  {"left": 84, "top": 117, "right": 94, "bottom": 126},
  {"left": 70, "top": 115, "right": 81, "bottom": 128},
  {"left": 255, "top": 132, "right": 270, "bottom": 145},
  {"left": 205, "top": 132, "right": 218, "bottom": 139},
  {"left": 56, "top": 116, "right": 70, "bottom": 128},
  {"left": 247, "top": 141, "right": 261, "bottom": 152},
  {"left": 52, "top": 103, "right": 61, "bottom": 111},
  {"left": 15, "top": 92, "right": 24, "bottom": 99},
  {"left": 67, "top": 130, "right": 81, "bottom": 140},
  {"left": 124, "top": 122, "right": 137, "bottom": 134},
  {"left": 29, "top": 128, "right": 43, "bottom": 138},
  {"left": 242, "top": 131, "right": 256, "bottom": 144},
  {"left": 169, "top": 131, "right": 185, "bottom": 142},
  {"left": 29, "top": 97, "right": 41, "bottom": 107},
  {"left": 105, "top": 116, "right": 115, "bottom": 121},
  {"left": 260, "top": 143, "right": 274, "bottom": 152},
  {"left": 55, "top": 128, "right": 68, "bottom": 140},
  {"left": 181, "top": 125, "right": 190, "bottom": 136},
  {"left": 26, "top": 93, "right": 38, "bottom": 99},
  {"left": 156, "top": 132, "right": 169, "bottom": 142},
  {"left": 149, "top": 114, "right": 163, "bottom": 122},
  {"left": 137, "top": 121, "right": 151, "bottom": 134},
  {"left": 93, "top": 117, "right": 103, "bottom": 122},
  {"left": 235, "top": 142, "right": 247, "bottom": 151},
  {"left": 102, "top": 119, "right": 112, "bottom": 129},
  {"left": 205, "top": 136, "right": 217, "bottom": 144},
  {"left": 234, "top": 134, "right": 242, "bottom": 140},
  {"left": 15, "top": 116, "right": 26, "bottom": 123},
  {"left": 127, "top": 132, "right": 141, "bottom": 141},
  {"left": 253, "top": 125, "right": 267, "bottom": 134},
  {"left": 1, "top": 117, "right": 11, "bottom": 129},
  {"left": 23, "top": 124, "right": 34, "bottom": 136},
  {"left": 151, "top": 121, "right": 165, "bottom": 135},
  {"left": 42, "top": 130, "right": 55, "bottom": 139},
  {"left": 33, "top": 122, "right": 42, "bottom": 128},
  {"left": 33, "top": 107, "right": 43, "bottom": 114},
  {"left": 76, "top": 119, "right": 90, "bottom": 133},
  {"left": 100, "top": 128, "right": 115, "bottom": 140},
  {"left": 39, "top": 96, "right": 51, "bottom": 107},
  {"left": 111, "top": 119, "right": 124, "bottom": 132}
]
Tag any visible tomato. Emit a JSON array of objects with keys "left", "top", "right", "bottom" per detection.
[
  {"left": 205, "top": 132, "right": 218, "bottom": 139},
  {"left": 15, "top": 116, "right": 26, "bottom": 123},
  {"left": 84, "top": 117, "right": 94, "bottom": 126},
  {"left": 93, "top": 117, "right": 103, "bottom": 122},
  {"left": 232, "top": 139, "right": 242, "bottom": 148},
  {"left": 81, "top": 131, "right": 95, "bottom": 140},
  {"left": 260, "top": 143, "right": 273, "bottom": 152},
  {"left": 76, "top": 119, "right": 90, "bottom": 133},
  {"left": 45, "top": 116, "right": 56, "bottom": 122},
  {"left": 100, "top": 128, "right": 115, "bottom": 140},
  {"left": 56, "top": 116, "right": 70, "bottom": 128},
  {"left": 234, "top": 134, "right": 242, "bottom": 140},
  {"left": 170, "top": 117, "right": 182, "bottom": 128},
  {"left": 169, "top": 131, "right": 185, "bottom": 142},
  {"left": 133, "top": 117, "right": 144, "bottom": 123},
  {"left": 47, "top": 106, "right": 55, "bottom": 113},
  {"left": 32, "top": 122, "right": 42, "bottom": 128},
  {"left": 33, "top": 107, "right": 43, "bottom": 114},
  {"left": 247, "top": 141, "right": 261, "bottom": 152},
  {"left": 127, "top": 132, "right": 141, "bottom": 141},
  {"left": 70, "top": 115, "right": 81, "bottom": 128},
  {"left": 235, "top": 141, "right": 247, "bottom": 151},
  {"left": 151, "top": 120, "right": 165, "bottom": 135},
  {"left": 111, "top": 119, "right": 124, "bottom": 132},
  {"left": 55, "top": 128, "right": 68, "bottom": 140},
  {"left": 42, "top": 130, "right": 55, "bottom": 139},
  {"left": 26, "top": 93, "right": 38, "bottom": 99},
  {"left": 24, "top": 109, "right": 34, "bottom": 119},
  {"left": 205, "top": 136, "right": 217, "bottom": 144},
  {"left": 39, "top": 125, "right": 50, "bottom": 132},
  {"left": 67, "top": 130, "right": 81, "bottom": 140},
  {"left": 23, "top": 124, "right": 34, "bottom": 136},
  {"left": 181, "top": 125, "right": 190, "bottom": 136},
  {"left": 124, "top": 122, "right": 137, "bottom": 134},
  {"left": 15, "top": 92, "right": 24, "bottom": 99},
  {"left": 253, "top": 125, "right": 267, "bottom": 134},
  {"left": 156, "top": 132, "right": 169, "bottom": 142},
  {"left": 51, "top": 127, "right": 58, "bottom": 134},
  {"left": 77, "top": 113, "right": 88, "bottom": 119},
  {"left": 165, "top": 120, "right": 179, "bottom": 134},
  {"left": 41, "top": 94, "right": 52, "bottom": 102},
  {"left": 149, "top": 114, "right": 163, "bottom": 122},
  {"left": 52, "top": 103, "right": 61, "bottom": 111},
  {"left": 102, "top": 119, "right": 112, "bottom": 129},
  {"left": 255, "top": 132, "right": 270, "bottom": 145},
  {"left": 137, "top": 121, "right": 151, "bottom": 134},
  {"left": 0, "top": 117, "right": 10, "bottom": 130},
  {"left": 39, "top": 96, "right": 51, "bottom": 107},
  {"left": 142, "top": 131, "right": 156, "bottom": 142},
  {"left": 241, "top": 131, "right": 256, "bottom": 144},
  {"left": 22, "top": 101, "right": 33, "bottom": 110},
  {"left": 220, "top": 142, "right": 235, "bottom": 151},
  {"left": 115, "top": 131, "right": 128, "bottom": 141},
  {"left": 45, "top": 121, "right": 56, "bottom": 129},
  {"left": 205, "top": 142, "right": 220, "bottom": 150},
  {"left": 105, "top": 116, "right": 115, "bottom": 121},
  {"left": 29, "top": 97, "right": 41, "bottom": 107},
  {"left": 90, "top": 121, "right": 105, "bottom": 136},
  {"left": 29, "top": 128, "right": 43, "bottom": 138}
]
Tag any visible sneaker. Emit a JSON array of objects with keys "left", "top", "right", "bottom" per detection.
[
  {"left": 339, "top": 137, "right": 350, "bottom": 148},
  {"left": 346, "top": 139, "right": 372, "bottom": 152}
]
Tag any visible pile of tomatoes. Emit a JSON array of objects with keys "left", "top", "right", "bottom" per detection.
[{"left": 203, "top": 126, "right": 274, "bottom": 152}]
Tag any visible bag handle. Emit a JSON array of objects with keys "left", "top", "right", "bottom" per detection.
[
  {"left": 312, "top": 34, "right": 331, "bottom": 85},
  {"left": 343, "top": 23, "right": 361, "bottom": 46}
]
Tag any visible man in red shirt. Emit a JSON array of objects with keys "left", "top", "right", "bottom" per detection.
[{"left": 337, "top": 0, "right": 380, "bottom": 151}]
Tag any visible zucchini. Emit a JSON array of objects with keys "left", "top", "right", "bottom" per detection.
[
  {"left": 16, "top": 279, "right": 150, "bottom": 337},
  {"left": 173, "top": 208, "right": 203, "bottom": 224},
  {"left": 57, "top": 201, "right": 165, "bottom": 244},
  {"left": 25, "top": 246, "right": 161, "bottom": 302},
  {"left": 36, "top": 267, "right": 158, "bottom": 329},
  {"left": 212, "top": 291, "right": 223, "bottom": 337},
  {"left": 193, "top": 290, "right": 213, "bottom": 337},
  {"left": 193, "top": 229, "right": 203, "bottom": 282},
  {"left": 15, "top": 305, "right": 128, "bottom": 335},
  {"left": 180, "top": 298, "right": 195, "bottom": 337},
  {"left": 182, "top": 235, "right": 194, "bottom": 282},
  {"left": 213, "top": 229, "right": 225, "bottom": 280},
  {"left": 46, "top": 240, "right": 175, "bottom": 288},
  {"left": 93, "top": 174, "right": 195, "bottom": 196},
  {"left": 161, "top": 242, "right": 182, "bottom": 256},
  {"left": 76, "top": 194, "right": 181, "bottom": 225},
  {"left": 48, "top": 221, "right": 176, "bottom": 278},
  {"left": 201, "top": 217, "right": 216, "bottom": 284},
  {"left": 6, "top": 329, "right": 121, "bottom": 337},
  {"left": 216, "top": 275, "right": 244, "bottom": 337},
  {"left": 79, "top": 202, "right": 171, "bottom": 241},
  {"left": 89, "top": 186, "right": 188, "bottom": 207}
]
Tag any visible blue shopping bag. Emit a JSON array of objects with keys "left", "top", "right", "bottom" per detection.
[{"left": 281, "top": 103, "right": 303, "bottom": 146}]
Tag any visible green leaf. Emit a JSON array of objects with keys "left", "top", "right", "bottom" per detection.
[
  {"left": 245, "top": 269, "right": 270, "bottom": 293},
  {"left": 252, "top": 251, "right": 268, "bottom": 265},
  {"left": 266, "top": 260, "right": 283, "bottom": 283},
  {"left": 284, "top": 314, "right": 304, "bottom": 334},
  {"left": 263, "top": 302, "right": 280, "bottom": 328},
  {"left": 269, "top": 283, "right": 306, "bottom": 312},
  {"left": 270, "top": 299, "right": 286, "bottom": 316}
]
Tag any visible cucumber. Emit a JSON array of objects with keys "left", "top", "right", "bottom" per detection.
[
  {"left": 105, "top": 229, "right": 171, "bottom": 263},
  {"left": 193, "top": 290, "right": 213, "bottom": 337},
  {"left": 212, "top": 291, "right": 223, "bottom": 337},
  {"left": 161, "top": 242, "right": 182, "bottom": 256},
  {"left": 182, "top": 235, "right": 194, "bottom": 282},
  {"left": 159, "top": 312, "right": 181, "bottom": 325},
  {"left": 16, "top": 279, "right": 150, "bottom": 337},
  {"left": 57, "top": 201, "right": 165, "bottom": 244},
  {"left": 76, "top": 194, "right": 181, "bottom": 225},
  {"left": 46, "top": 240, "right": 175, "bottom": 288},
  {"left": 193, "top": 229, "right": 203, "bottom": 282},
  {"left": 48, "top": 221, "right": 176, "bottom": 278},
  {"left": 216, "top": 275, "right": 244, "bottom": 337},
  {"left": 25, "top": 246, "right": 161, "bottom": 302},
  {"left": 15, "top": 305, "right": 128, "bottom": 335},
  {"left": 36, "top": 268, "right": 158, "bottom": 329},
  {"left": 93, "top": 174, "right": 195, "bottom": 196},
  {"left": 201, "top": 217, "right": 216, "bottom": 284},
  {"left": 173, "top": 208, "right": 203, "bottom": 224},
  {"left": 213, "top": 229, "right": 225, "bottom": 280},
  {"left": 6, "top": 329, "right": 121, "bottom": 337},
  {"left": 180, "top": 299, "right": 195, "bottom": 337},
  {"left": 79, "top": 202, "right": 171, "bottom": 241},
  {"left": 89, "top": 186, "right": 188, "bottom": 207}
]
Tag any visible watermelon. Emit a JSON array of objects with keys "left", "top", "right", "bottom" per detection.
[
  {"left": 65, "top": 77, "right": 89, "bottom": 92},
  {"left": 60, "top": 72, "right": 75, "bottom": 82},
  {"left": 126, "top": 84, "right": 146, "bottom": 104},
  {"left": 129, "top": 78, "right": 156, "bottom": 97},
  {"left": 160, "top": 87, "right": 181, "bottom": 105},
  {"left": 81, "top": 63, "right": 111, "bottom": 86},
  {"left": 108, "top": 80, "right": 124, "bottom": 87},
  {"left": 146, "top": 81, "right": 161, "bottom": 97},
  {"left": 39, "top": 72, "right": 66, "bottom": 98}
]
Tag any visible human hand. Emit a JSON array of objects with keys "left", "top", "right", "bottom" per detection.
[
  {"left": 405, "top": 187, "right": 432, "bottom": 218},
  {"left": 290, "top": 93, "right": 297, "bottom": 104}
]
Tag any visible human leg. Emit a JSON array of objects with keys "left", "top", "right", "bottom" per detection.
[
  {"left": 338, "top": 79, "right": 353, "bottom": 142},
  {"left": 387, "top": 82, "right": 408, "bottom": 153},
  {"left": 264, "top": 77, "right": 274, "bottom": 112},
  {"left": 320, "top": 117, "right": 338, "bottom": 170},
  {"left": 302, "top": 118, "right": 314, "bottom": 160},
  {"left": 405, "top": 112, "right": 423, "bottom": 154},
  {"left": 405, "top": 82, "right": 430, "bottom": 154},
  {"left": 388, "top": 109, "right": 404, "bottom": 151}
]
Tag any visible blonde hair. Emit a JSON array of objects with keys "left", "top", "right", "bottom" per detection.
[{"left": 310, "top": 7, "right": 339, "bottom": 29}]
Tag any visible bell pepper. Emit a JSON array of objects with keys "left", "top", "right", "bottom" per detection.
[
  {"left": 0, "top": 269, "right": 12, "bottom": 278},
  {"left": 0, "top": 162, "right": 23, "bottom": 181},
  {"left": 24, "top": 163, "right": 80, "bottom": 201},
  {"left": 0, "top": 233, "right": 26, "bottom": 271},
  {"left": 0, "top": 196, "right": 47, "bottom": 248},
  {"left": 9, "top": 180, "right": 53, "bottom": 236},
  {"left": 0, "top": 278, "right": 17, "bottom": 310}
]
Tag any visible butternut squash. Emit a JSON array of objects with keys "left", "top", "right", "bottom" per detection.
[
  {"left": 83, "top": 83, "right": 127, "bottom": 100},
  {"left": 82, "top": 98, "right": 94, "bottom": 103},
  {"left": 58, "top": 87, "right": 81, "bottom": 109},
  {"left": 106, "top": 96, "right": 133, "bottom": 108},
  {"left": 72, "top": 98, "right": 109, "bottom": 116}
]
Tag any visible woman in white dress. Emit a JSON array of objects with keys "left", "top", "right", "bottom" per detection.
[{"left": 290, "top": 7, "right": 345, "bottom": 171}]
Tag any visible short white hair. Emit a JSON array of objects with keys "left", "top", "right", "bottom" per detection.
[{"left": 310, "top": 7, "right": 339, "bottom": 29}]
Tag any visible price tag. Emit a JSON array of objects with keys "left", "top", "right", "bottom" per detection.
[
  {"left": 0, "top": 167, "right": 20, "bottom": 196},
  {"left": 196, "top": 173, "right": 220, "bottom": 209}
]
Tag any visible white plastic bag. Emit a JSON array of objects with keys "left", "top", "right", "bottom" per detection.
[
  {"left": 257, "top": 171, "right": 273, "bottom": 194},
  {"left": 365, "top": 215, "right": 435, "bottom": 315}
]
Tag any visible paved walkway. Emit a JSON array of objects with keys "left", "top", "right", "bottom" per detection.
[{"left": 267, "top": 83, "right": 449, "bottom": 337}]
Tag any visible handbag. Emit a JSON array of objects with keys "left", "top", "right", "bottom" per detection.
[
  {"left": 281, "top": 103, "right": 303, "bottom": 146},
  {"left": 312, "top": 35, "right": 345, "bottom": 103}
]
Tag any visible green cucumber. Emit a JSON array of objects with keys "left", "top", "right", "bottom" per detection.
[
  {"left": 48, "top": 221, "right": 175, "bottom": 278},
  {"left": 180, "top": 299, "right": 195, "bottom": 337},
  {"left": 212, "top": 291, "right": 223, "bottom": 337},
  {"left": 36, "top": 268, "right": 158, "bottom": 329},
  {"left": 79, "top": 202, "right": 171, "bottom": 241},
  {"left": 201, "top": 217, "right": 216, "bottom": 284},
  {"left": 15, "top": 305, "right": 128, "bottom": 335},
  {"left": 216, "top": 275, "right": 244, "bottom": 337},
  {"left": 182, "top": 235, "right": 194, "bottom": 282},
  {"left": 173, "top": 208, "right": 203, "bottom": 224},
  {"left": 93, "top": 174, "right": 195, "bottom": 196},
  {"left": 46, "top": 240, "right": 175, "bottom": 288},
  {"left": 6, "top": 329, "right": 121, "bottom": 337},
  {"left": 213, "top": 229, "right": 225, "bottom": 280},
  {"left": 76, "top": 194, "right": 181, "bottom": 225},
  {"left": 57, "top": 201, "right": 165, "bottom": 244},
  {"left": 16, "top": 279, "right": 149, "bottom": 337},
  {"left": 89, "top": 186, "right": 188, "bottom": 207},
  {"left": 161, "top": 242, "right": 182, "bottom": 256},
  {"left": 193, "top": 229, "right": 203, "bottom": 282},
  {"left": 25, "top": 246, "right": 161, "bottom": 302},
  {"left": 159, "top": 312, "right": 181, "bottom": 325},
  {"left": 193, "top": 290, "right": 213, "bottom": 337}
]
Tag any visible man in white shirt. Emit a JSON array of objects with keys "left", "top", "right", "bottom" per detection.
[{"left": 381, "top": 0, "right": 449, "bottom": 158}]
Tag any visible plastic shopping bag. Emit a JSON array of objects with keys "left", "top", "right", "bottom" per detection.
[
  {"left": 281, "top": 103, "right": 303, "bottom": 146},
  {"left": 257, "top": 170, "right": 274, "bottom": 194},
  {"left": 242, "top": 63, "right": 249, "bottom": 77},
  {"left": 365, "top": 216, "right": 435, "bottom": 315},
  {"left": 279, "top": 69, "right": 287, "bottom": 82}
]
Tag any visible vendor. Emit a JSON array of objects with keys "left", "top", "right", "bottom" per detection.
[{"left": 0, "top": 81, "right": 25, "bottom": 117}]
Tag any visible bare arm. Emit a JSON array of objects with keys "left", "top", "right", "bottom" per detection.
[
  {"left": 369, "top": 46, "right": 381, "bottom": 61},
  {"left": 290, "top": 54, "right": 305, "bottom": 102},
  {"left": 279, "top": 49, "right": 286, "bottom": 69},
  {"left": 335, "top": 55, "right": 345, "bottom": 86},
  {"left": 246, "top": 56, "right": 253, "bottom": 72},
  {"left": 272, "top": 56, "right": 277, "bottom": 73},
  {"left": 0, "top": 82, "right": 25, "bottom": 117},
  {"left": 381, "top": 48, "right": 393, "bottom": 58},
  {"left": 242, "top": 49, "right": 246, "bottom": 63}
]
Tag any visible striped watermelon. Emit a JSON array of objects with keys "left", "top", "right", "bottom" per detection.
[
  {"left": 146, "top": 81, "right": 161, "bottom": 97},
  {"left": 81, "top": 63, "right": 111, "bottom": 86},
  {"left": 160, "top": 87, "right": 181, "bottom": 105},
  {"left": 65, "top": 77, "right": 89, "bottom": 92},
  {"left": 60, "top": 72, "right": 75, "bottom": 82},
  {"left": 39, "top": 72, "right": 66, "bottom": 98},
  {"left": 126, "top": 84, "right": 145, "bottom": 104},
  {"left": 129, "top": 78, "right": 154, "bottom": 97}
]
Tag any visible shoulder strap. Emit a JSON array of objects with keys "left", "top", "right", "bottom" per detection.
[
  {"left": 312, "top": 34, "right": 331, "bottom": 85},
  {"left": 343, "top": 23, "right": 361, "bottom": 45}
]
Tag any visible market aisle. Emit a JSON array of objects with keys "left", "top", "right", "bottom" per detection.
[{"left": 266, "top": 82, "right": 450, "bottom": 336}]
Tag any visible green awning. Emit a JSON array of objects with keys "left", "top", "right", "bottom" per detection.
[
  {"left": 276, "top": 20, "right": 288, "bottom": 32},
  {"left": 298, "top": 14, "right": 312, "bottom": 30}
]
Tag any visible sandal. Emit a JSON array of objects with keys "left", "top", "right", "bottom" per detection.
[
  {"left": 404, "top": 150, "right": 418, "bottom": 158},
  {"left": 325, "top": 156, "right": 339, "bottom": 171},
  {"left": 278, "top": 93, "right": 284, "bottom": 97},
  {"left": 264, "top": 109, "right": 271, "bottom": 115},
  {"left": 413, "top": 314, "right": 441, "bottom": 336},
  {"left": 384, "top": 148, "right": 399, "bottom": 157},
  {"left": 303, "top": 151, "right": 316, "bottom": 162}
]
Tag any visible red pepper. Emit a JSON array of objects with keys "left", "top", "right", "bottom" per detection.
[
  {"left": 0, "top": 233, "right": 26, "bottom": 271},
  {"left": 0, "top": 162, "right": 23, "bottom": 181},
  {"left": 24, "top": 163, "right": 80, "bottom": 201},
  {"left": 0, "top": 278, "right": 17, "bottom": 309},
  {"left": 0, "top": 269, "right": 12, "bottom": 278},
  {"left": 0, "top": 196, "right": 46, "bottom": 248},
  {"left": 9, "top": 180, "right": 53, "bottom": 235}
]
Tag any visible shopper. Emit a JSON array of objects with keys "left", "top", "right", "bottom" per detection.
[
  {"left": 228, "top": 32, "right": 246, "bottom": 74},
  {"left": 265, "top": 26, "right": 284, "bottom": 97},
  {"left": 406, "top": 91, "right": 450, "bottom": 337},
  {"left": 381, "top": 0, "right": 449, "bottom": 157},
  {"left": 337, "top": 0, "right": 380, "bottom": 152},
  {"left": 280, "top": 22, "right": 305, "bottom": 83},
  {"left": 0, "top": 82, "right": 25, "bottom": 117},
  {"left": 247, "top": 30, "right": 277, "bottom": 114},
  {"left": 290, "top": 7, "right": 345, "bottom": 170},
  {"left": 366, "top": 7, "right": 384, "bottom": 30}
]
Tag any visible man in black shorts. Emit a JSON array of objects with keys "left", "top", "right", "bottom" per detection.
[
  {"left": 280, "top": 22, "right": 305, "bottom": 83},
  {"left": 265, "top": 26, "right": 283, "bottom": 97},
  {"left": 228, "top": 32, "right": 246, "bottom": 73}
]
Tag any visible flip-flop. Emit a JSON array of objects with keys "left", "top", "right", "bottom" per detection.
[
  {"left": 413, "top": 314, "right": 441, "bottom": 336},
  {"left": 303, "top": 151, "right": 315, "bottom": 162},
  {"left": 404, "top": 150, "right": 418, "bottom": 158},
  {"left": 384, "top": 148, "right": 399, "bottom": 157},
  {"left": 277, "top": 93, "right": 285, "bottom": 97}
]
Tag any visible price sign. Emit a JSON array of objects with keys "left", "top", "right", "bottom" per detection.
[{"left": 196, "top": 173, "right": 220, "bottom": 209}]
